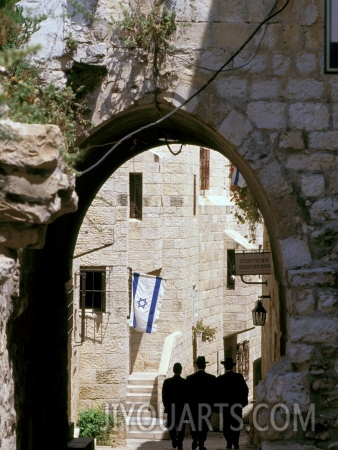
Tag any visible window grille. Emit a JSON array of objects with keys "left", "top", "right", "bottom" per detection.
[
  {"left": 67, "top": 286, "right": 74, "bottom": 335},
  {"left": 236, "top": 340, "right": 250, "bottom": 380},
  {"left": 79, "top": 266, "right": 106, "bottom": 312},
  {"left": 200, "top": 147, "right": 210, "bottom": 191},
  {"left": 129, "top": 173, "right": 142, "bottom": 219}
]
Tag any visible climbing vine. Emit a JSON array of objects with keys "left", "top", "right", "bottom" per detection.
[
  {"left": 117, "top": 2, "right": 176, "bottom": 54},
  {"left": 115, "top": 1, "right": 177, "bottom": 93},
  {"left": 230, "top": 185, "right": 263, "bottom": 243}
]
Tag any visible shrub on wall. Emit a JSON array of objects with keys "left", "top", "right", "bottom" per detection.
[
  {"left": 77, "top": 406, "right": 117, "bottom": 446},
  {"left": 0, "top": 0, "right": 91, "bottom": 169}
]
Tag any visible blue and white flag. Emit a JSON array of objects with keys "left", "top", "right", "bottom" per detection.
[
  {"left": 129, "top": 272, "right": 165, "bottom": 333},
  {"left": 231, "top": 166, "right": 246, "bottom": 187}
]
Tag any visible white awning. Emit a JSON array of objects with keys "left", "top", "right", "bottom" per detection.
[{"left": 224, "top": 229, "right": 257, "bottom": 250}]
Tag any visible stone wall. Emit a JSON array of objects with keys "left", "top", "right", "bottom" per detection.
[
  {"left": 70, "top": 145, "right": 265, "bottom": 434},
  {"left": 8, "top": 0, "right": 338, "bottom": 448},
  {"left": 0, "top": 120, "right": 77, "bottom": 449}
]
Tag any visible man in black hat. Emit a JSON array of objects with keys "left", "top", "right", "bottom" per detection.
[
  {"left": 162, "top": 362, "right": 187, "bottom": 450},
  {"left": 215, "top": 357, "right": 248, "bottom": 449},
  {"left": 186, "top": 356, "right": 216, "bottom": 450}
]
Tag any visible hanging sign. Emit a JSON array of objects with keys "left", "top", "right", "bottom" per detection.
[
  {"left": 235, "top": 252, "right": 272, "bottom": 275},
  {"left": 325, "top": 0, "right": 338, "bottom": 72}
]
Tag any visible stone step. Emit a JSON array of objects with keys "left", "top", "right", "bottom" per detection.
[
  {"left": 125, "top": 403, "right": 156, "bottom": 418},
  {"left": 127, "top": 383, "right": 155, "bottom": 393},
  {"left": 128, "top": 372, "right": 157, "bottom": 385},
  {"left": 126, "top": 392, "right": 157, "bottom": 403},
  {"left": 126, "top": 417, "right": 166, "bottom": 431},
  {"left": 126, "top": 372, "right": 163, "bottom": 440}
]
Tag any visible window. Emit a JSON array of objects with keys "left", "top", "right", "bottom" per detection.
[
  {"left": 227, "top": 249, "right": 236, "bottom": 289},
  {"left": 236, "top": 340, "right": 249, "bottom": 380},
  {"left": 80, "top": 267, "right": 106, "bottom": 312},
  {"left": 129, "top": 173, "right": 142, "bottom": 219},
  {"left": 200, "top": 147, "right": 210, "bottom": 191}
]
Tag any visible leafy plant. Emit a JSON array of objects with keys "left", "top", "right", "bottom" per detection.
[
  {"left": 77, "top": 405, "right": 116, "bottom": 446},
  {"left": 1, "top": 62, "right": 89, "bottom": 167},
  {"left": 230, "top": 185, "right": 263, "bottom": 243},
  {"left": 66, "top": 33, "right": 79, "bottom": 54},
  {"left": 0, "top": 0, "right": 91, "bottom": 169},
  {"left": 192, "top": 319, "right": 217, "bottom": 343},
  {"left": 117, "top": 3, "right": 176, "bottom": 53},
  {"left": 115, "top": 0, "right": 177, "bottom": 88}
]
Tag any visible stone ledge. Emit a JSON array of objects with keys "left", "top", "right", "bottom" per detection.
[{"left": 0, "top": 120, "right": 78, "bottom": 283}]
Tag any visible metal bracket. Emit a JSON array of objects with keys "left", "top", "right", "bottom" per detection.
[{"left": 240, "top": 275, "right": 267, "bottom": 285}]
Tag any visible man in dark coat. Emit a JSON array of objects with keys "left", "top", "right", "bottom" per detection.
[
  {"left": 186, "top": 356, "right": 216, "bottom": 450},
  {"left": 162, "top": 362, "right": 187, "bottom": 450},
  {"left": 215, "top": 357, "right": 249, "bottom": 449}
]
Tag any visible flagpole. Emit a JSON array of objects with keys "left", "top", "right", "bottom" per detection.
[{"left": 127, "top": 266, "right": 132, "bottom": 319}]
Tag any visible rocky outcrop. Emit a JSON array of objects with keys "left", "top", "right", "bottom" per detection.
[{"left": 0, "top": 120, "right": 78, "bottom": 281}]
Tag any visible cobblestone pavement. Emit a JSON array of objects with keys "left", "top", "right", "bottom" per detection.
[{"left": 97, "top": 431, "right": 259, "bottom": 450}]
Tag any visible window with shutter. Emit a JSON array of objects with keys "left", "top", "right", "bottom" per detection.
[
  {"left": 129, "top": 173, "right": 142, "bottom": 219},
  {"left": 200, "top": 147, "right": 210, "bottom": 191}
]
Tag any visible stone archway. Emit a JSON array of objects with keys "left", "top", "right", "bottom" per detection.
[{"left": 15, "top": 103, "right": 299, "bottom": 449}]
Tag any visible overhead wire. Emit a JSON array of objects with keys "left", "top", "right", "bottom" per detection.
[{"left": 79, "top": 0, "right": 289, "bottom": 176}]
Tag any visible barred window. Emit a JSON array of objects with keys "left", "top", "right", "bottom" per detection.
[
  {"left": 236, "top": 340, "right": 249, "bottom": 380},
  {"left": 129, "top": 173, "right": 142, "bottom": 220},
  {"left": 80, "top": 267, "right": 106, "bottom": 312}
]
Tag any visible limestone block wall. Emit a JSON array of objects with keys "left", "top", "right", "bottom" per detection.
[
  {"left": 19, "top": 0, "right": 338, "bottom": 446},
  {"left": 71, "top": 144, "right": 267, "bottom": 428},
  {"left": 70, "top": 166, "right": 129, "bottom": 421},
  {"left": 0, "top": 120, "right": 77, "bottom": 450}
]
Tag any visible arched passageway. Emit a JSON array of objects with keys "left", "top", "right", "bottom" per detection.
[{"left": 15, "top": 104, "right": 288, "bottom": 449}]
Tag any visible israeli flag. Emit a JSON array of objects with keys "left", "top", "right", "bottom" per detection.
[
  {"left": 231, "top": 166, "right": 246, "bottom": 187},
  {"left": 130, "top": 272, "right": 165, "bottom": 333}
]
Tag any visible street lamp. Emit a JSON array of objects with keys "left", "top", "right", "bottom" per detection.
[{"left": 252, "top": 295, "right": 270, "bottom": 326}]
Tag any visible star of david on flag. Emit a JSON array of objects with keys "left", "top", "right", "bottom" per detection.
[{"left": 129, "top": 272, "right": 165, "bottom": 333}]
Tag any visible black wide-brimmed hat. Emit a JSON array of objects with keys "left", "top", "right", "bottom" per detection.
[
  {"left": 194, "top": 356, "right": 209, "bottom": 365},
  {"left": 221, "top": 357, "right": 236, "bottom": 367}
]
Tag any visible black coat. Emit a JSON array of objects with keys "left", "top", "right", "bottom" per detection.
[
  {"left": 186, "top": 369, "right": 216, "bottom": 411},
  {"left": 162, "top": 374, "right": 187, "bottom": 414},
  {"left": 215, "top": 370, "right": 249, "bottom": 408}
]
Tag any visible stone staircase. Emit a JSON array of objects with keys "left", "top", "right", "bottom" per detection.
[{"left": 126, "top": 372, "right": 168, "bottom": 440}]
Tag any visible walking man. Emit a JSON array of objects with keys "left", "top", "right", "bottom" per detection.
[
  {"left": 186, "top": 356, "right": 216, "bottom": 450},
  {"left": 162, "top": 362, "right": 187, "bottom": 450},
  {"left": 215, "top": 357, "right": 248, "bottom": 449}
]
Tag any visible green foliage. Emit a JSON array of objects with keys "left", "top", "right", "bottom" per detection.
[
  {"left": 0, "top": 4, "right": 43, "bottom": 51},
  {"left": 116, "top": 2, "right": 176, "bottom": 54},
  {"left": 0, "top": 0, "right": 91, "bottom": 169},
  {"left": 192, "top": 319, "right": 217, "bottom": 343},
  {"left": 1, "top": 61, "right": 89, "bottom": 166},
  {"left": 77, "top": 406, "right": 116, "bottom": 446},
  {"left": 230, "top": 185, "right": 263, "bottom": 242},
  {"left": 66, "top": 33, "right": 79, "bottom": 54}
]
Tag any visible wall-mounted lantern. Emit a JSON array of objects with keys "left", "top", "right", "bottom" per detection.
[{"left": 252, "top": 295, "right": 270, "bottom": 326}]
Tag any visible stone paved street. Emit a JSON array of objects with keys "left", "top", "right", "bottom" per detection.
[{"left": 97, "top": 430, "right": 258, "bottom": 450}]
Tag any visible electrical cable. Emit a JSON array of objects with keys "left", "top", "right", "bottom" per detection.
[{"left": 79, "top": 0, "right": 289, "bottom": 176}]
